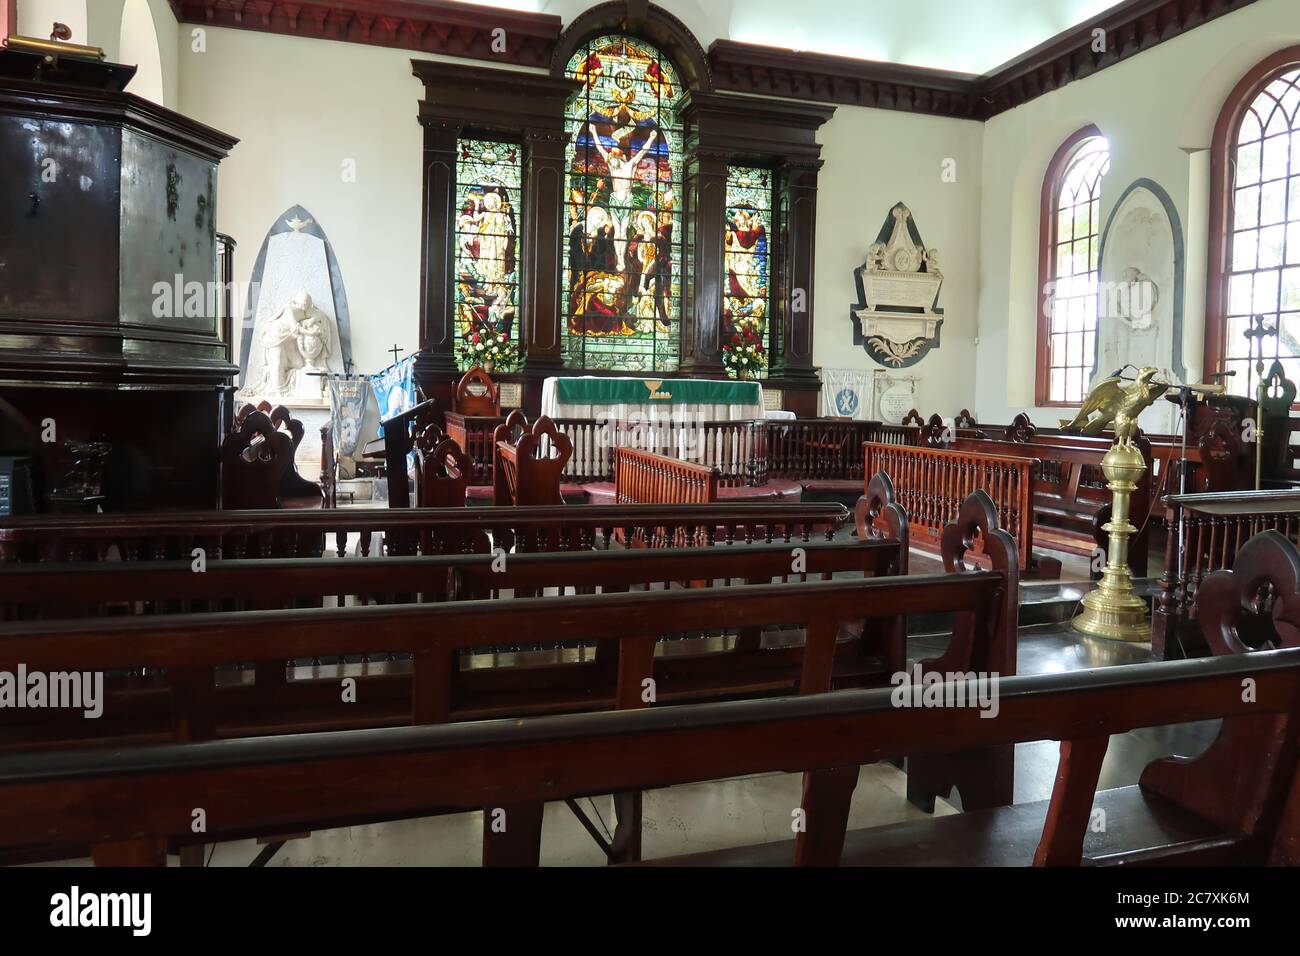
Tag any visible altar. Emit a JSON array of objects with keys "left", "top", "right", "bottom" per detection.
[{"left": 540, "top": 376, "right": 764, "bottom": 422}]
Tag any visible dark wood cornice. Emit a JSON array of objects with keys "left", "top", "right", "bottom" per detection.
[
  {"left": 170, "top": 0, "right": 1261, "bottom": 120},
  {"left": 972, "top": 0, "right": 1260, "bottom": 117},
  {"left": 681, "top": 91, "right": 835, "bottom": 162},
  {"left": 170, "top": 0, "right": 562, "bottom": 68},
  {"left": 709, "top": 0, "right": 1262, "bottom": 120},
  {"left": 708, "top": 40, "right": 982, "bottom": 119},
  {"left": 412, "top": 58, "right": 580, "bottom": 131}
]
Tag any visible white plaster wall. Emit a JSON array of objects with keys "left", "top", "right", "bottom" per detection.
[
  {"left": 973, "top": 0, "right": 1300, "bottom": 425},
  {"left": 17, "top": 0, "right": 85, "bottom": 43},
  {"left": 813, "top": 106, "right": 984, "bottom": 418},
  {"left": 20, "top": 0, "right": 180, "bottom": 108},
  {"left": 177, "top": 28, "right": 439, "bottom": 374},
  {"left": 174, "top": 19, "right": 982, "bottom": 385},
  {"left": 150, "top": 0, "right": 1300, "bottom": 411}
]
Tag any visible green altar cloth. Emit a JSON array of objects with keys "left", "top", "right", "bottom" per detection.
[{"left": 554, "top": 377, "right": 761, "bottom": 406}]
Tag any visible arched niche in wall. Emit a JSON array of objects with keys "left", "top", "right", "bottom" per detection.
[
  {"left": 1093, "top": 179, "right": 1186, "bottom": 383},
  {"left": 118, "top": 0, "right": 164, "bottom": 106},
  {"left": 1092, "top": 179, "right": 1185, "bottom": 433},
  {"left": 238, "top": 206, "right": 354, "bottom": 394}
]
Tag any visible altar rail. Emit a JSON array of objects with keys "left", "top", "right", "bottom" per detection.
[
  {"left": 1154, "top": 489, "right": 1300, "bottom": 659},
  {"left": 0, "top": 503, "right": 850, "bottom": 563},
  {"left": 614, "top": 448, "right": 718, "bottom": 505},
  {"left": 444, "top": 416, "right": 919, "bottom": 488},
  {"left": 865, "top": 442, "right": 1035, "bottom": 571}
]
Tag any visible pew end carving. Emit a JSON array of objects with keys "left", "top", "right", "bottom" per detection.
[
  {"left": 495, "top": 415, "right": 574, "bottom": 509},
  {"left": 1140, "top": 530, "right": 1300, "bottom": 864}
]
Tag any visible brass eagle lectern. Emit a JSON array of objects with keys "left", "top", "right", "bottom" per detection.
[{"left": 1064, "top": 368, "right": 1169, "bottom": 642}]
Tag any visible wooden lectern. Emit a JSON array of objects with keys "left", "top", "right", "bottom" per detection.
[{"left": 361, "top": 399, "right": 438, "bottom": 508}]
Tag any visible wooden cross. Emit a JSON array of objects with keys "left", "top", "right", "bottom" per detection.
[{"left": 388, "top": 345, "right": 404, "bottom": 364}]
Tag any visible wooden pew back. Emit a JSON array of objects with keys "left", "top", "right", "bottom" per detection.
[
  {"left": 5, "top": 635, "right": 1296, "bottom": 867},
  {"left": 0, "top": 539, "right": 902, "bottom": 620},
  {"left": 613, "top": 447, "right": 719, "bottom": 505},
  {"left": 0, "top": 502, "right": 849, "bottom": 563},
  {"left": 865, "top": 440, "right": 1035, "bottom": 570},
  {"left": 412, "top": 428, "right": 472, "bottom": 509}
]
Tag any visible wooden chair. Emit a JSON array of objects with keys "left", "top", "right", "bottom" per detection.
[
  {"left": 493, "top": 414, "right": 572, "bottom": 507},
  {"left": 453, "top": 366, "right": 501, "bottom": 417}
]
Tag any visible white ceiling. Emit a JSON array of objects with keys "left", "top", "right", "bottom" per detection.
[{"left": 452, "top": 0, "right": 1128, "bottom": 75}]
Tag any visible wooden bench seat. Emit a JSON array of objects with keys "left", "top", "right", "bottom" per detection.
[
  {"left": 639, "top": 784, "right": 1240, "bottom": 867},
  {"left": 3, "top": 636, "right": 1295, "bottom": 866},
  {"left": 0, "top": 492, "right": 1014, "bottom": 863}
]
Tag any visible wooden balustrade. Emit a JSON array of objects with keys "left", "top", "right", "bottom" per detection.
[
  {"left": 614, "top": 447, "right": 719, "bottom": 505},
  {"left": 1154, "top": 488, "right": 1300, "bottom": 660},
  {"left": 437, "top": 417, "right": 918, "bottom": 490},
  {"left": 865, "top": 441, "right": 1035, "bottom": 571}
]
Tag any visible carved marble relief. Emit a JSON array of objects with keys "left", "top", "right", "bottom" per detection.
[
  {"left": 1092, "top": 179, "right": 1185, "bottom": 435},
  {"left": 849, "top": 202, "right": 944, "bottom": 367},
  {"left": 239, "top": 205, "right": 354, "bottom": 401}
]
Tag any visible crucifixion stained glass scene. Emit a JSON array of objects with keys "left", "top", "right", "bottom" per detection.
[{"left": 563, "top": 35, "right": 683, "bottom": 372}]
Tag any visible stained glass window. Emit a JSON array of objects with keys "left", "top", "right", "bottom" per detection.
[
  {"left": 1219, "top": 68, "right": 1300, "bottom": 398},
  {"left": 453, "top": 138, "right": 521, "bottom": 371},
  {"left": 1043, "top": 134, "right": 1110, "bottom": 404},
  {"left": 723, "top": 166, "right": 773, "bottom": 379},
  {"left": 563, "top": 35, "right": 683, "bottom": 372}
]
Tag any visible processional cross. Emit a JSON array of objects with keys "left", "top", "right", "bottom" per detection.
[{"left": 1244, "top": 313, "right": 1277, "bottom": 489}]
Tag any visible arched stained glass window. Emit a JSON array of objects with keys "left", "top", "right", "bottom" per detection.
[
  {"left": 453, "top": 138, "right": 521, "bottom": 371},
  {"left": 1037, "top": 129, "right": 1110, "bottom": 405},
  {"left": 1217, "top": 66, "right": 1300, "bottom": 396},
  {"left": 723, "top": 166, "right": 772, "bottom": 379},
  {"left": 563, "top": 35, "right": 683, "bottom": 372}
]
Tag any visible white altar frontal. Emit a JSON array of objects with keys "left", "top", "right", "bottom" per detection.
[{"left": 541, "top": 376, "right": 765, "bottom": 422}]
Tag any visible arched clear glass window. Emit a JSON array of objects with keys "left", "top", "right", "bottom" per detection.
[
  {"left": 1217, "top": 66, "right": 1300, "bottom": 396},
  {"left": 1038, "top": 130, "right": 1110, "bottom": 405}
]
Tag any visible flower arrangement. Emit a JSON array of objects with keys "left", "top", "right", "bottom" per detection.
[
  {"left": 722, "top": 318, "right": 766, "bottom": 379},
  {"left": 460, "top": 328, "right": 521, "bottom": 373}
]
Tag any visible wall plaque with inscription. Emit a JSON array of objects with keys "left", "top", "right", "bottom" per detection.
[{"left": 849, "top": 202, "right": 944, "bottom": 369}]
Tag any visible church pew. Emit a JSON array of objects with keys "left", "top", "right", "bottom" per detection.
[
  {"left": 0, "top": 538, "right": 903, "bottom": 620},
  {"left": 0, "top": 555, "right": 997, "bottom": 749},
  {"left": 0, "top": 494, "right": 1014, "bottom": 863},
  {"left": 3, "top": 632, "right": 1295, "bottom": 867},
  {"left": 0, "top": 501, "right": 851, "bottom": 563},
  {"left": 864, "top": 440, "right": 1038, "bottom": 572},
  {"left": 950, "top": 433, "right": 1153, "bottom": 575}
]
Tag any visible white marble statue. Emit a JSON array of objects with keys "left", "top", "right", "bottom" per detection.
[{"left": 258, "top": 291, "right": 340, "bottom": 397}]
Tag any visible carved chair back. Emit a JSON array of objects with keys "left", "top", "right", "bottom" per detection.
[{"left": 454, "top": 366, "right": 501, "bottom": 417}]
